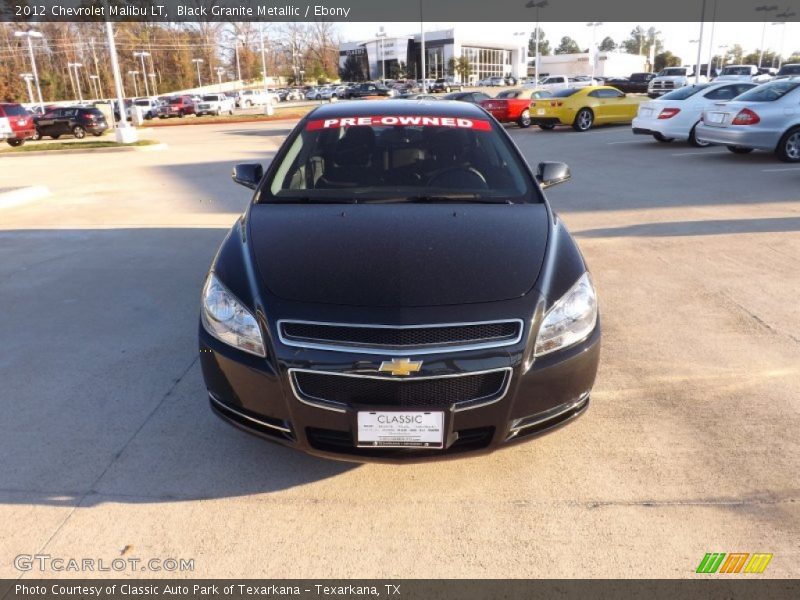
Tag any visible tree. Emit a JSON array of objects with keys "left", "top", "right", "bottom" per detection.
[
  {"left": 621, "top": 26, "right": 663, "bottom": 58},
  {"left": 744, "top": 50, "right": 776, "bottom": 68},
  {"left": 599, "top": 37, "right": 617, "bottom": 52},
  {"left": 447, "top": 56, "right": 471, "bottom": 80},
  {"left": 339, "top": 55, "right": 366, "bottom": 81},
  {"left": 528, "top": 28, "right": 551, "bottom": 57},
  {"left": 654, "top": 51, "right": 681, "bottom": 72},
  {"left": 554, "top": 36, "right": 581, "bottom": 55}
]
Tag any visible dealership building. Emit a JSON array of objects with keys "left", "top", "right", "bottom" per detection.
[{"left": 339, "top": 28, "right": 528, "bottom": 83}]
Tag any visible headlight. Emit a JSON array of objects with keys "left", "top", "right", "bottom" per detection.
[
  {"left": 534, "top": 272, "right": 597, "bottom": 357},
  {"left": 201, "top": 272, "right": 266, "bottom": 357}
]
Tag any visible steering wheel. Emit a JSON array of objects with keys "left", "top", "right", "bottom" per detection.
[{"left": 427, "top": 166, "right": 488, "bottom": 189}]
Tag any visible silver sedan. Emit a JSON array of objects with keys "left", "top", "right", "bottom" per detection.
[{"left": 695, "top": 78, "right": 800, "bottom": 162}]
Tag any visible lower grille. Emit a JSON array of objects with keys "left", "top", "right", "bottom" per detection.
[
  {"left": 291, "top": 368, "right": 511, "bottom": 411},
  {"left": 307, "top": 426, "right": 495, "bottom": 456}
]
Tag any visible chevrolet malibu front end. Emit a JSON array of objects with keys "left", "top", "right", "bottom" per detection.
[{"left": 199, "top": 100, "right": 601, "bottom": 462}]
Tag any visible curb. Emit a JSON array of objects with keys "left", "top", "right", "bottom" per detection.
[
  {"left": 147, "top": 114, "right": 307, "bottom": 128},
  {"left": 0, "top": 185, "right": 50, "bottom": 209},
  {"left": 0, "top": 142, "right": 167, "bottom": 158}
]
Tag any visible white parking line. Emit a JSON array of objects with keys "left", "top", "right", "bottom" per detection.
[
  {"left": 606, "top": 141, "right": 643, "bottom": 145},
  {"left": 762, "top": 167, "right": 800, "bottom": 172},
  {"left": 671, "top": 151, "right": 725, "bottom": 156}
]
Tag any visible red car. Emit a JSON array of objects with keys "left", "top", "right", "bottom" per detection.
[
  {"left": 480, "top": 88, "right": 552, "bottom": 128},
  {"left": 0, "top": 103, "right": 36, "bottom": 147},
  {"left": 157, "top": 95, "right": 197, "bottom": 118}
]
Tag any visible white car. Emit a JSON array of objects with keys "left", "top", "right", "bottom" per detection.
[
  {"left": 128, "top": 97, "right": 159, "bottom": 120},
  {"left": 195, "top": 93, "right": 235, "bottom": 116},
  {"left": 235, "top": 89, "right": 278, "bottom": 108},
  {"left": 632, "top": 81, "right": 758, "bottom": 145},
  {"left": 648, "top": 66, "right": 707, "bottom": 98},
  {"left": 538, "top": 75, "right": 597, "bottom": 91}
]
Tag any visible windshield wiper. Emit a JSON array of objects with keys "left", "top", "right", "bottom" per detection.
[{"left": 404, "top": 194, "right": 510, "bottom": 204}]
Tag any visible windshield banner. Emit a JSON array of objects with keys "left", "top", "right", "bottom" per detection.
[{"left": 306, "top": 116, "right": 493, "bottom": 131}]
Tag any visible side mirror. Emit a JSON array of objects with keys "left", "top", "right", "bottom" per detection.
[
  {"left": 231, "top": 163, "right": 263, "bottom": 190},
  {"left": 536, "top": 162, "right": 571, "bottom": 189}
]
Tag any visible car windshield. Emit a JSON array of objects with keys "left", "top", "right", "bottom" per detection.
[
  {"left": 777, "top": 65, "right": 800, "bottom": 75},
  {"left": 496, "top": 90, "right": 522, "bottom": 99},
  {"left": 202, "top": 95, "right": 218, "bottom": 101},
  {"left": 261, "top": 114, "right": 537, "bottom": 204},
  {"left": 134, "top": 100, "right": 150, "bottom": 106},
  {"left": 552, "top": 88, "right": 580, "bottom": 98},
  {"left": 660, "top": 84, "right": 711, "bottom": 100},
  {"left": 659, "top": 68, "right": 687, "bottom": 76},
  {"left": 720, "top": 66, "right": 752, "bottom": 75},
  {"left": 735, "top": 81, "right": 800, "bottom": 102},
  {"left": 2, "top": 104, "right": 28, "bottom": 116},
  {"left": 168, "top": 98, "right": 182, "bottom": 104}
]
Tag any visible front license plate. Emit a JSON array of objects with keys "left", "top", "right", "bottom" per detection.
[
  {"left": 537, "top": 108, "right": 546, "bottom": 115},
  {"left": 357, "top": 411, "right": 444, "bottom": 448}
]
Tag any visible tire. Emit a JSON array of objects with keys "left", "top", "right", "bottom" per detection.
[
  {"left": 538, "top": 123, "right": 556, "bottom": 130},
  {"left": 7, "top": 138, "right": 24, "bottom": 147},
  {"left": 51, "top": 134, "right": 60, "bottom": 140},
  {"left": 689, "top": 124, "right": 710, "bottom": 148},
  {"left": 228, "top": 109, "right": 234, "bottom": 115},
  {"left": 178, "top": 111, "right": 185, "bottom": 118},
  {"left": 517, "top": 109, "right": 532, "bottom": 128},
  {"left": 653, "top": 132, "right": 674, "bottom": 143},
  {"left": 776, "top": 127, "right": 800, "bottom": 163},
  {"left": 330, "top": 94, "right": 338, "bottom": 102},
  {"left": 159, "top": 115, "right": 166, "bottom": 119},
  {"left": 32, "top": 130, "right": 42, "bottom": 141},
  {"left": 727, "top": 145, "right": 753, "bottom": 154},
  {"left": 93, "top": 132, "right": 103, "bottom": 137},
  {"left": 72, "top": 126, "right": 86, "bottom": 139},
  {"left": 572, "top": 108, "right": 594, "bottom": 131}
]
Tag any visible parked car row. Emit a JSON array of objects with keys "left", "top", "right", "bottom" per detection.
[{"left": 634, "top": 78, "right": 800, "bottom": 162}]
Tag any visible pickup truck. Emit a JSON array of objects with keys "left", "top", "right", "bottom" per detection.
[
  {"left": 775, "top": 64, "right": 800, "bottom": 80},
  {"left": 431, "top": 78, "right": 463, "bottom": 93},
  {"left": 605, "top": 72, "right": 655, "bottom": 94},
  {"left": 195, "top": 93, "right": 235, "bottom": 116},
  {"left": 538, "top": 75, "right": 597, "bottom": 91},
  {"left": 715, "top": 65, "right": 759, "bottom": 82},
  {"left": 648, "top": 67, "right": 707, "bottom": 98}
]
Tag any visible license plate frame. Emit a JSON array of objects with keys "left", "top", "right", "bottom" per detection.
[{"left": 357, "top": 411, "right": 444, "bottom": 449}]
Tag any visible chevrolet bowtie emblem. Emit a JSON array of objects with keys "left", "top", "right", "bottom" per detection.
[{"left": 378, "top": 358, "right": 422, "bottom": 377}]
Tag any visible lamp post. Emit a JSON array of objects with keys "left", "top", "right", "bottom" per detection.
[
  {"left": 693, "top": 0, "right": 706, "bottom": 84},
  {"left": 192, "top": 58, "right": 204, "bottom": 88},
  {"left": 705, "top": 0, "right": 717, "bottom": 78},
  {"left": 68, "top": 62, "right": 84, "bottom": 102},
  {"left": 525, "top": 1, "right": 549, "bottom": 86},
  {"left": 14, "top": 30, "right": 44, "bottom": 108},
  {"left": 420, "top": 0, "right": 426, "bottom": 89},
  {"left": 718, "top": 44, "right": 729, "bottom": 67},
  {"left": 586, "top": 22, "right": 602, "bottom": 81},
  {"left": 148, "top": 72, "right": 158, "bottom": 96},
  {"left": 259, "top": 23, "right": 273, "bottom": 116},
  {"left": 104, "top": 19, "right": 136, "bottom": 142},
  {"left": 133, "top": 51, "right": 151, "bottom": 96},
  {"left": 376, "top": 27, "right": 387, "bottom": 83},
  {"left": 234, "top": 35, "right": 245, "bottom": 82},
  {"left": 773, "top": 12, "right": 796, "bottom": 69},
  {"left": 127, "top": 70, "right": 139, "bottom": 97},
  {"left": 89, "top": 74, "right": 99, "bottom": 99},
  {"left": 755, "top": 5, "right": 778, "bottom": 68},
  {"left": 216, "top": 67, "right": 225, "bottom": 92},
  {"left": 20, "top": 73, "right": 35, "bottom": 104}
]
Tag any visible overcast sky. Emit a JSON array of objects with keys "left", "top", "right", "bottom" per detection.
[{"left": 338, "top": 22, "right": 799, "bottom": 63}]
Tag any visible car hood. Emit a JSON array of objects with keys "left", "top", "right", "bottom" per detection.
[{"left": 248, "top": 203, "right": 549, "bottom": 307}]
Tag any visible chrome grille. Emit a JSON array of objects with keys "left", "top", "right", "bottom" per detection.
[{"left": 278, "top": 319, "right": 523, "bottom": 354}]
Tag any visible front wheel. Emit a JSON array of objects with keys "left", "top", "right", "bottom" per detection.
[
  {"left": 727, "top": 145, "right": 753, "bottom": 154},
  {"left": 517, "top": 109, "right": 532, "bottom": 128},
  {"left": 32, "top": 130, "right": 41, "bottom": 141},
  {"left": 653, "top": 132, "right": 674, "bottom": 143},
  {"left": 572, "top": 108, "right": 594, "bottom": 132},
  {"left": 689, "top": 124, "right": 710, "bottom": 148},
  {"left": 776, "top": 127, "right": 800, "bottom": 163},
  {"left": 6, "top": 138, "right": 24, "bottom": 147},
  {"left": 72, "top": 126, "right": 86, "bottom": 139}
]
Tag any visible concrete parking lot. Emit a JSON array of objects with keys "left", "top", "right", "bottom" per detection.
[{"left": 1, "top": 118, "right": 798, "bottom": 578}]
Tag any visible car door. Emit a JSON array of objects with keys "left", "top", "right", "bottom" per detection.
[
  {"left": 604, "top": 88, "right": 637, "bottom": 121},
  {"left": 60, "top": 108, "right": 79, "bottom": 134},
  {"left": 36, "top": 109, "right": 58, "bottom": 136}
]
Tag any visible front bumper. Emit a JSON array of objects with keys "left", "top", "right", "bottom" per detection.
[
  {"left": 694, "top": 124, "right": 780, "bottom": 151},
  {"left": 199, "top": 321, "right": 600, "bottom": 463}
]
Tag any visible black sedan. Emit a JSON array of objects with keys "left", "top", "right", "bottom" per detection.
[
  {"left": 442, "top": 91, "right": 491, "bottom": 104},
  {"left": 199, "top": 100, "right": 600, "bottom": 462},
  {"left": 33, "top": 106, "right": 108, "bottom": 140}
]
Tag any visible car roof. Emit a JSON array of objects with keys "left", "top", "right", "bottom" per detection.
[{"left": 307, "top": 99, "right": 488, "bottom": 119}]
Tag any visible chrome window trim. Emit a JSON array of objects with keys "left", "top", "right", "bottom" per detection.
[
  {"left": 287, "top": 367, "right": 513, "bottom": 413},
  {"left": 277, "top": 319, "right": 525, "bottom": 355},
  {"left": 209, "top": 392, "right": 292, "bottom": 433}
]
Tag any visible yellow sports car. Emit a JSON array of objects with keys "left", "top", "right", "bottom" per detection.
[{"left": 530, "top": 86, "right": 647, "bottom": 131}]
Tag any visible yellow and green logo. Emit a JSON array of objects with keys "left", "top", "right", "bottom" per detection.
[{"left": 696, "top": 552, "right": 773, "bottom": 574}]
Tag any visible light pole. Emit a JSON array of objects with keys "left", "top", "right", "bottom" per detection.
[
  {"left": 234, "top": 35, "right": 245, "bottom": 82},
  {"left": 512, "top": 32, "right": 527, "bottom": 84},
  {"left": 755, "top": 5, "right": 779, "bottom": 68},
  {"left": 128, "top": 70, "right": 139, "bottom": 97},
  {"left": 718, "top": 44, "right": 729, "bottom": 67},
  {"left": 705, "top": 0, "right": 717, "bottom": 78},
  {"left": 134, "top": 51, "right": 151, "bottom": 96},
  {"left": 14, "top": 30, "right": 44, "bottom": 108},
  {"left": 420, "top": 0, "right": 426, "bottom": 88},
  {"left": 259, "top": 23, "right": 273, "bottom": 116},
  {"left": 148, "top": 72, "right": 158, "bottom": 95},
  {"left": 89, "top": 75, "right": 100, "bottom": 99},
  {"left": 525, "top": 1, "right": 549, "bottom": 86},
  {"left": 69, "top": 62, "right": 84, "bottom": 102},
  {"left": 586, "top": 22, "right": 602, "bottom": 81},
  {"left": 216, "top": 67, "right": 225, "bottom": 92},
  {"left": 693, "top": 0, "right": 706, "bottom": 84},
  {"left": 105, "top": 20, "right": 136, "bottom": 141},
  {"left": 192, "top": 58, "right": 204, "bottom": 88},
  {"left": 376, "top": 27, "right": 387, "bottom": 83},
  {"left": 20, "top": 73, "right": 35, "bottom": 104},
  {"left": 773, "top": 12, "right": 796, "bottom": 69}
]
